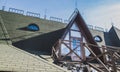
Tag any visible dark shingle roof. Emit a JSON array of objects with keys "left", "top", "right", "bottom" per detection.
[
  {"left": 108, "top": 26, "right": 120, "bottom": 47},
  {"left": 113, "top": 26, "right": 120, "bottom": 40}
]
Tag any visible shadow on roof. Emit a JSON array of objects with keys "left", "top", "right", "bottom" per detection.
[{"left": 12, "top": 28, "right": 65, "bottom": 56}]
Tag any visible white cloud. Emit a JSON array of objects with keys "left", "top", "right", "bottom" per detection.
[{"left": 84, "top": 3, "right": 120, "bottom": 30}]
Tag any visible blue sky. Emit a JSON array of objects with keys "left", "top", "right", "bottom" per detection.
[{"left": 0, "top": 0, "right": 120, "bottom": 30}]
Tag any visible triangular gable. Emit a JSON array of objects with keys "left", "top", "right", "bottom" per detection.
[
  {"left": 62, "top": 10, "right": 102, "bottom": 53},
  {"left": 61, "top": 21, "right": 91, "bottom": 61},
  {"left": 52, "top": 9, "right": 103, "bottom": 62},
  {"left": 109, "top": 26, "right": 120, "bottom": 47},
  {"left": 62, "top": 10, "right": 97, "bottom": 45}
]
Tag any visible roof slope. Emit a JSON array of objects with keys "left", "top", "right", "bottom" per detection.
[
  {"left": 0, "top": 10, "right": 66, "bottom": 42},
  {"left": 89, "top": 29, "right": 105, "bottom": 46},
  {"left": 0, "top": 10, "right": 68, "bottom": 72},
  {"left": 0, "top": 44, "right": 68, "bottom": 72},
  {"left": 0, "top": 10, "right": 66, "bottom": 53},
  {"left": 13, "top": 28, "right": 65, "bottom": 54},
  {"left": 108, "top": 26, "right": 120, "bottom": 47}
]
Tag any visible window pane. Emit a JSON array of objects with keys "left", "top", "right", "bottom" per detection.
[
  {"left": 61, "top": 44, "right": 70, "bottom": 55},
  {"left": 71, "top": 31, "right": 81, "bottom": 37},
  {"left": 71, "top": 22, "right": 79, "bottom": 30},
  {"left": 64, "top": 32, "right": 69, "bottom": 40}
]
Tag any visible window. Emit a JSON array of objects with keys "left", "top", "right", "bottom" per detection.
[
  {"left": 27, "top": 23, "right": 39, "bottom": 31},
  {"left": 94, "top": 35, "right": 102, "bottom": 42}
]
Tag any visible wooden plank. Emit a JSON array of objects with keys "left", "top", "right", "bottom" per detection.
[
  {"left": 85, "top": 44, "right": 111, "bottom": 72},
  {"left": 62, "top": 42, "right": 82, "bottom": 60},
  {"left": 53, "top": 39, "right": 61, "bottom": 54},
  {"left": 80, "top": 35, "right": 86, "bottom": 60},
  {"left": 58, "top": 39, "right": 61, "bottom": 58},
  {"left": 60, "top": 44, "right": 80, "bottom": 60},
  {"left": 52, "top": 47, "right": 59, "bottom": 58},
  {"left": 87, "top": 52, "right": 108, "bottom": 62},
  {"left": 102, "top": 45, "right": 107, "bottom": 63},
  {"left": 109, "top": 52, "right": 117, "bottom": 72},
  {"left": 87, "top": 63, "right": 104, "bottom": 72},
  {"left": 70, "top": 29, "right": 80, "bottom": 32},
  {"left": 114, "top": 52, "right": 120, "bottom": 58}
]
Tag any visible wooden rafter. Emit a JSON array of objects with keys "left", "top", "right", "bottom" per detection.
[
  {"left": 62, "top": 42, "right": 82, "bottom": 60},
  {"left": 60, "top": 44, "right": 80, "bottom": 60},
  {"left": 84, "top": 44, "right": 111, "bottom": 72},
  {"left": 51, "top": 9, "right": 120, "bottom": 71}
]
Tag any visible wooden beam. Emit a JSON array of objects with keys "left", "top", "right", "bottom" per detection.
[
  {"left": 109, "top": 52, "right": 117, "bottom": 72},
  {"left": 53, "top": 39, "right": 62, "bottom": 55},
  {"left": 52, "top": 46, "right": 59, "bottom": 58},
  {"left": 85, "top": 44, "right": 111, "bottom": 72},
  {"left": 87, "top": 62, "right": 104, "bottom": 72},
  {"left": 80, "top": 35, "right": 86, "bottom": 61},
  {"left": 62, "top": 42, "right": 82, "bottom": 60},
  {"left": 58, "top": 39, "right": 61, "bottom": 58},
  {"left": 114, "top": 52, "right": 120, "bottom": 59},
  {"left": 87, "top": 52, "right": 108, "bottom": 62},
  {"left": 70, "top": 29, "right": 80, "bottom": 32},
  {"left": 60, "top": 44, "right": 80, "bottom": 60}
]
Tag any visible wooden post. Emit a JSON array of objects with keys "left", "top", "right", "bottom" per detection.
[
  {"left": 109, "top": 52, "right": 117, "bottom": 72},
  {"left": 58, "top": 39, "right": 61, "bottom": 60},
  {"left": 87, "top": 62, "right": 104, "bottom": 72},
  {"left": 102, "top": 45, "right": 107, "bottom": 63},
  {"left": 81, "top": 36, "right": 86, "bottom": 61}
]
